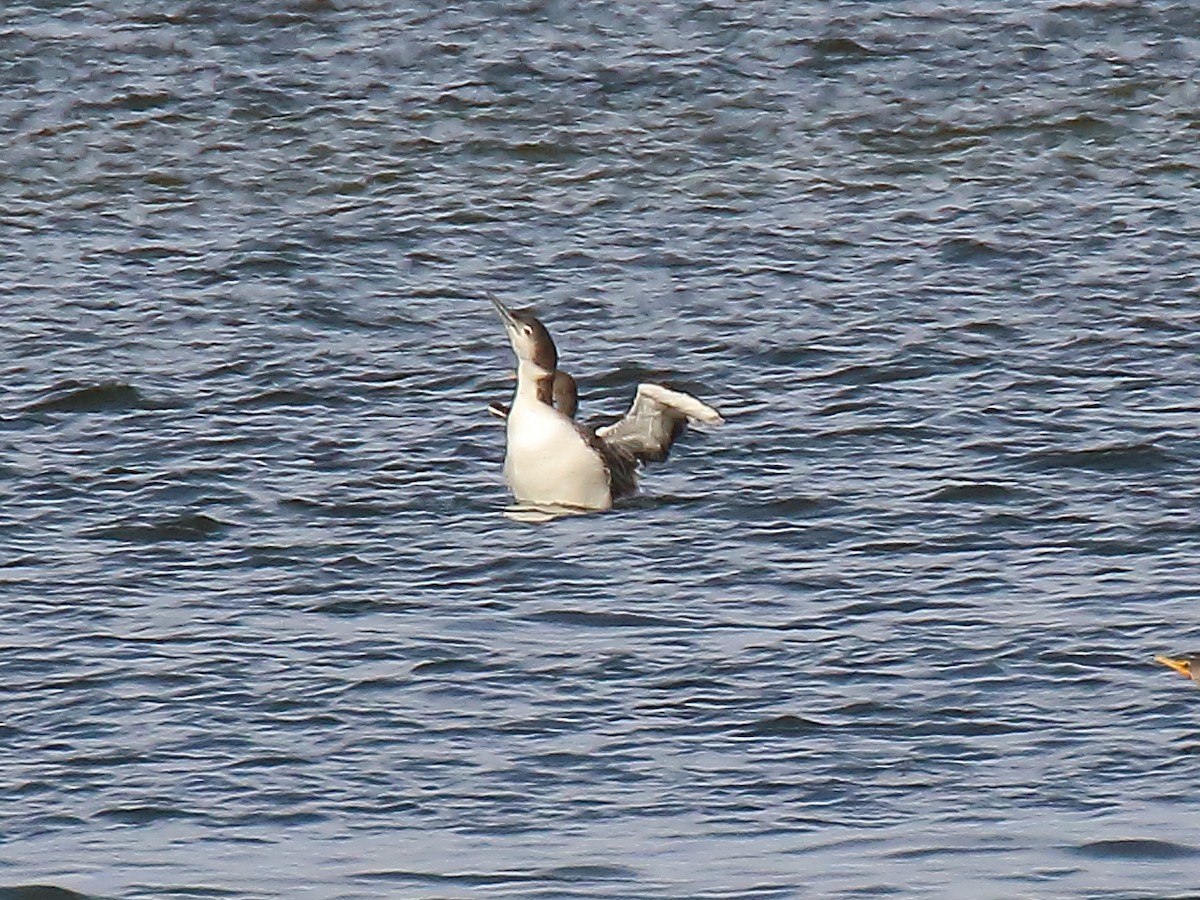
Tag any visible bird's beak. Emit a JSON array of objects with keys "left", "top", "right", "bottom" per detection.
[
  {"left": 489, "top": 294, "right": 518, "bottom": 331},
  {"left": 1155, "top": 655, "right": 1192, "bottom": 679}
]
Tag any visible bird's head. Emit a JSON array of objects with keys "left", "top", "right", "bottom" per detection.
[{"left": 490, "top": 295, "right": 558, "bottom": 377}]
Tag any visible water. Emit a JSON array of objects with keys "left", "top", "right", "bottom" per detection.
[{"left": 3, "top": 1, "right": 1200, "bottom": 897}]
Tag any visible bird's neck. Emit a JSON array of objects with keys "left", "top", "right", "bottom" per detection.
[{"left": 514, "top": 360, "right": 556, "bottom": 409}]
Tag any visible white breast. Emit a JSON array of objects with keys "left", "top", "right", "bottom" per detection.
[{"left": 504, "top": 401, "right": 612, "bottom": 510}]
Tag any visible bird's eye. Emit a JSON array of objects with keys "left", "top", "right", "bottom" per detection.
[{"left": 523, "top": 326, "right": 533, "bottom": 336}]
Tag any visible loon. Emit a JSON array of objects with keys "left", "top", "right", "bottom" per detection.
[{"left": 489, "top": 296, "right": 723, "bottom": 511}]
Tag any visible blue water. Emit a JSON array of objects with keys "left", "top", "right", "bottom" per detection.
[{"left": 3, "top": 1, "right": 1200, "bottom": 898}]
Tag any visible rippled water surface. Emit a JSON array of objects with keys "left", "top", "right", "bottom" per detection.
[{"left": 4, "top": 1, "right": 1200, "bottom": 898}]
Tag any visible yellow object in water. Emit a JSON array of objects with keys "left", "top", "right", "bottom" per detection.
[{"left": 1155, "top": 654, "right": 1200, "bottom": 683}]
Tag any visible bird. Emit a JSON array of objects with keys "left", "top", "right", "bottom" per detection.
[
  {"left": 488, "top": 295, "right": 723, "bottom": 511},
  {"left": 1155, "top": 653, "right": 1200, "bottom": 684}
]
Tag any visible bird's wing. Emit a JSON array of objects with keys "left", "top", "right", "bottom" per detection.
[{"left": 595, "top": 383, "right": 723, "bottom": 464}]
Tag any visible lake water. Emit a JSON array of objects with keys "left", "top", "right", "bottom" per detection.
[{"left": 3, "top": 1, "right": 1200, "bottom": 898}]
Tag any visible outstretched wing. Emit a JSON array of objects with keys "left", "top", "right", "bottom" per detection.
[{"left": 595, "top": 383, "right": 723, "bottom": 464}]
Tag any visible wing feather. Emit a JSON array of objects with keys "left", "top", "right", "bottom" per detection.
[{"left": 596, "top": 383, "right": 723, "bottom": 464}]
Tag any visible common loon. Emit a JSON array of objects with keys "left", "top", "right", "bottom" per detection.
[{"left": 489, "top": 296, "right": 723, "bottom": 511}]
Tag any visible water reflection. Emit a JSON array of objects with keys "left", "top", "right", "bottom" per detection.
[{"left": 503, "top": 502, "right": 594, "bottom": 523}]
